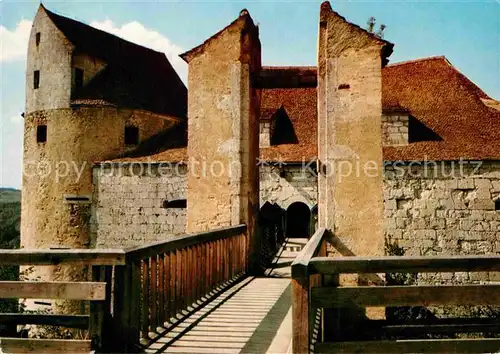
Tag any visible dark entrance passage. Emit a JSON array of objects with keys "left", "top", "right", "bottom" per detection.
[{"left": 286, "top": 202, "right": 311, "bottom": 238}]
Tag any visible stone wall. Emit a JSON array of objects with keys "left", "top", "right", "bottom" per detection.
[
  {"left": 382, "top": 113, "right": 409, "bottom": 146},
  {"left": 182, "top": 9, "right": 261, "bottom": 267},
  {"left": 317, "top": 2, "right": 389, "bottom": 258},
  {"left": 92, "top": 163, "right": 187, "bottom": 248},
  {"left": 21, "top": 107, "right": 174, "bottom": 306},
  {"left": 260, "top": 165, "right": 317, "bottom": 209},
  {"left": 384, "top": 161, "right": 500, "bottom": 266},
  {"left": 259, "top": 122, "right": 271, "bottom": 148}
]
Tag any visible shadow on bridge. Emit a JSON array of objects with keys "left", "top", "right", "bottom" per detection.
[
  {"left": 144, "top": 276, "right": 291, "bottom": 354},
  {"left": 143, "top": 238, "right": 304, "bottom": 354}
]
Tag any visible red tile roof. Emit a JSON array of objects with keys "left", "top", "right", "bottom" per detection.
[
  {"left": 261, "top": 57, "right": 500, "bottom": 162},
  {"left": 382, "top": 56, "right": 500, "bottom": 161},
  {"left": 43, "top": 5, "right": 187, "bottom": 118},
  {"left": 260, "top": 87, "right": 317, "bottom": 162},
  {"left": 107, "top": 56, "right": 500, "bottom": 163}
]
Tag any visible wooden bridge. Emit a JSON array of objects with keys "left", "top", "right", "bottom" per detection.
[{"left": 1, "top": 226, "right": 500, "bottom": 353}]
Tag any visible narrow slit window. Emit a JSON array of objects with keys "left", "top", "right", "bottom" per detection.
[
  {"left": 124, "top": 126, "right": 139, "bottom": 146},
  {"left": 34, "top": 70, "right": 40, "bottom": 89},
  {"left": 36, "top": 125, "right": 47, "bottom": 143},
  {"left": 74, "top": 68, "right": 84, "bottom": 89},
  {"left": 162, "top": 199, "right": 187, "bottom": 209},
  {"left": 35, "top": 32, "right": 41, "bottom": 46},
  {"left": 495, "top": 199, "right": 500, "bottom": 211}
]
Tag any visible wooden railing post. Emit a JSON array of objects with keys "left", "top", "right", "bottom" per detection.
[
  {"left": 291, "top": 228, "right": 328, "bottom": 354},
  {"left": 89, "top": 265, "right": 112, "bottom": 351},
  {"left": 113, "top": 261, "right": 141, "bottom": 353},
  {"left": 292, "top": 264, "right": 310, "bottom": 354}
]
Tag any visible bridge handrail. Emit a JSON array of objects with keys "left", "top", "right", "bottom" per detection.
[
  {"left": 0, "top": 249, "right": 125, "bottom": 265},
  {"left": 0, "top": 224, "right": 249, "bottom": 353},
  {"left": 114, "top": 224, "right": 248, "bottom": 352},
  {"left": 291, "top": 232, "right": 500, "bottom": 354},
  {"left": 0, "top": 249, "right": 122, "bottom": 353},
  {"left": 291, "top": 227, "right": 330, "bottom": 354},
  {"left": 308, "top": 254, "right": 500, "bottom": 274},
  {"left": 124, "top": 224, "right": 246, "bottom": 261}
]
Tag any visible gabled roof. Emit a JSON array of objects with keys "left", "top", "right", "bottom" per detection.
[
  {"left": 180, "top": 9, "right": 258, "bottom": 63},
  {"left": 261, "top": 57, "right": 500, "bottom": 162},
  {"left": 320, "top": 1, "right": 394, "bottom": 65},
  {"left": 42, "top": 5, "right": 187, "bottom": 117},
  {"left": 260, "top": 87, "right": 317, "bottom": 162},
  {"left": 109, "top": 56, "right": 499, "bottom": 164}
]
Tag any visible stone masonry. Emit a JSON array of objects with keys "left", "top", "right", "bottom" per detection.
[
  {"left": 317, "top": 2, "right": 392, "bottom": 259},
  {"left": 259, "top": 121, "right": 271, "bottom": 148},
  {"left": 181, "top": 11, "right": 261, "bottom": 270},
  {"left": 260, "top": 165, "right": 317, "bottom": 210},
  {"left": 381, "top": 113, "right": 409, "bottom": 146},
  {"left": 384, "top": 161, "right": 500, "bottom": 282},
  {"left": 92, "top": 163, "right": 187, "bottom": 248}
]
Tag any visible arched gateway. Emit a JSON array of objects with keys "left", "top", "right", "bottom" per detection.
[{"left": 285, "top": 202, "right": 311, "bottom": 238}]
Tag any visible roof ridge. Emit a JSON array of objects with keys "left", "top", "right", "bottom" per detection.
[
  {"left": 180, "top": 10, "right": 257, "bottom": 63},
  {"left": 321, "top": 1, "right": 393, "bottom": 48},
  {"left": 387, "top": 55, "right": 492, "bottom": 100},
  {"left": 42, "top": 5, "right": 165, "bottom": 57},
  {"left": 386, "top": 56, "right": 448, "bottom": 68}
]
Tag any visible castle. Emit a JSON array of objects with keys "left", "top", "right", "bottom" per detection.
[{"left": 22, "top": 3, "right": 500, "bottom": 289}]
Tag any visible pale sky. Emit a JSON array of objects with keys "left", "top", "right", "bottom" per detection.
[{"left": 1, "top": 0, "right": 499, "bottom": 189}]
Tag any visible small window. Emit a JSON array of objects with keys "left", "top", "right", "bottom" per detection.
[
  {"left": 34, "top": 70, "right": 40, "bottom": 89},
  {"left": 63, "top": 195, "right": 91, "bottom": 204},
  {"left": 496, "top": 199, "right": 500, "bottom": 211},
  {"left": 35, "top": 32, "right": 41, "bottom": 46},
  {"left": 74, "top": 68, "right": 84, "bottom": 89},
  {"left": 162, "top": 199, "right": 187, "bottom": 209},
  {"left": 124, "top": 126, "right": 139, "bottom": 146},
  {"left": 36, "top": 125, "right": 47, "bottom": 143}
]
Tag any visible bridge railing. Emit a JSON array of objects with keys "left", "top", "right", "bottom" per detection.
[
  {"left": 292, "top": 234, "right": 500, "bottom": 353},
  {"left": 291, "top": 227, "right": 329, "bottom": 353},
  {"left": 0, "top": 249, "right": 126, "bottom": 353},
  {"left": 114, "top": 224, "right": 247, "bottom": 351},
  {"left": 0, "top": 225, "right": 247, "bottom": 353}
]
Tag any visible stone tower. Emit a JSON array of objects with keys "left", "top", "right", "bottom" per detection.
[
  {"left": 317, "top": 2, "right": 393, "bottom": 258},
  {"left": 22, "top": 5, "right": 186, "bottom": 301},
  {"left": 181, "top": 10, "right": 261, "bottom": 270}
]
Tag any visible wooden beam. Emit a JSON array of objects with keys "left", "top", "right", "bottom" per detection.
[
  {"left": 0, "top": 249, "right": 125, "bottom": 266},
  {"left": 292, "top": 275, "right": 310, "bottom": 354},
  {"left": 0, "top": 281, "right": 106, "bottom": 300},
  {"left": 316, "top": 338, "right": 500, "bottom": 353},
  {"left": 125, "top": 225, "right": 246, "bottom": 261},
  {"left": 0, "top": 338, "right": 91, "bottom": 353},
  {"left": 0, "top": 314, "right": 88, "bottom": 329},
  {"left": 361, "top": 318, "right": 500, "bottom": 337},
  {"left": 291, "top": 228, "right": 328, "bottom": 278},
  {"left": 309, "top": 255, "right": 500, "bottom": 275},
  {"left": 312, "top": 285, "right": 500, "bottom": 308}
]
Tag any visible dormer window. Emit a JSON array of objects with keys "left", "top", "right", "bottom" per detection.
[
  {"left": 35, "top": 32, "right": 41, "bottom": 47},
  {"left": 34, "top": 70, "right": 40, "bottom": 89},
  {"left": 74, "top": 68, "right": 84, "bottom": 89}
]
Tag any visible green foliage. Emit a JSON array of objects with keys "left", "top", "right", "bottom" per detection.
[
  {"left": 0, "top": 189, "right": 21, "bottom": 336},
  {"left": 384, "top": 239, "right": 434, "bottom": 326},
  {"left": 366, "top": 16, "right": 386, "bottom": 39}
]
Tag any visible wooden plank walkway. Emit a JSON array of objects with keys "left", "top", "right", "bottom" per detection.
[{"left": 144, "top": 238, "right": 305, "bottom": 354}]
